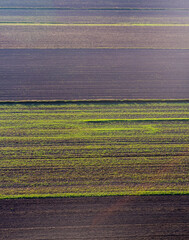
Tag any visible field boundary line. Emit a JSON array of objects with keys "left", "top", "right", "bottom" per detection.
[
  {"left": 1, "top": 23, "right": 189, "bottom": 27},
  {"left": 0, "top": 7, "right": 189, "bottom": 11},
  {"left": 0, "top": 99, "right": 189, "bottom": 105}
]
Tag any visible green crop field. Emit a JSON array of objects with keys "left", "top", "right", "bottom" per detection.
[{"left": 0, "top": 100, "right": 188, "bottom": 199}]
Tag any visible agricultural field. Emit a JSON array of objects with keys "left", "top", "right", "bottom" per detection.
[
  {"left": 1, "top": 1, "right": 189, "bottom": 50},
  {"left": 0, "top": 101, "right": 188, "bottom": 199},
  {"left": 1, "top": 24, "right": 189, "bottom": 49},
  {"left": 1, "top": 195, "right": 189, "bottom": 240},
  {"left": 1, "top": 1, "right": 189, "bottom": 101},
  {"left": 0, "top": 49, "right": 189, "bottom": 100},
  {"left": 0, "top": 1, "right": 189, "bottom": 239},
  {"left": 1, "top": 0, "right": 189, "bottom": 9},
  {"left": 1, "top": 9, "right": 189, "bottom": 25}
]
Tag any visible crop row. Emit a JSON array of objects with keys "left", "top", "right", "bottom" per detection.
[{"left": 0, "top": 101, "right": 188, "bottom": 198}]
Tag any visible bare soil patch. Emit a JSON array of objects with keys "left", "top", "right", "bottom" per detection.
[
  {"left": 0, "top": 49, "right": 189, "bottom": 100},
  {"left": 1, "top": 0, "right": 189, "bottom": 9},
  {"left": 1, "top": 25, "right": 189, "bottom": 49},
  {"left": 0, "top": 195, "right": 188, "bottom": 239}
]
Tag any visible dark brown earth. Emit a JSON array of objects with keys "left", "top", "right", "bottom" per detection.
[
  {"left": 0, "top": 49, "right": 188, "bottom": 100},
  {"left": 0, "top": 195, "right": 188, "bottom": 239}
]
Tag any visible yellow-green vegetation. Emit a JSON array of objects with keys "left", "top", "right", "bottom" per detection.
[{"left": 0, "top": 100, "right": 188, "bottom": 199}]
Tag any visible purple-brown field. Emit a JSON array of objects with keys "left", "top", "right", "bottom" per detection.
[
  {"left": 1, "top": 9, "right": 189, "bottom": 24},
  {"left": 1, "top": 0, "right": 189, "bottom": 9},
  {"left": 1, "top": 25, "right": 189, "bottom": 49},
  {"left": 1, "top": 196, "right": 189, "bottom": 239},
  {"left": 0, "top": 49, "right": 188, "bottom": 100}
]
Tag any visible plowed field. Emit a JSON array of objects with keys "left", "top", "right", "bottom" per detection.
[{"left": 1, "top": 196, "right": 189, "bottom": 239}]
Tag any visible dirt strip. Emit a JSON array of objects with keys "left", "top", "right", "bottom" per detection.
[
  {"left": 1, "top": 0, "right": 189, "bottom": 9},
  {"left": 1, "top": 25, "right": 189, "bottom": 49},
  {"left": 1, "top": 49, "right": 188, "bottom": 100},
  {"left": 0, "top": 195, "right": 188, "bottom": 239}
]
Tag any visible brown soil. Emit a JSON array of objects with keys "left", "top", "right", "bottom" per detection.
[
  {"left": 1, "top": 25, "right": 189, "bottom": 49},
  {"left": 0, "top": 49, "right": 188, "bottom": 100},
  {"left": 0, "top": 195, "right": 188, "bottom": 239}
]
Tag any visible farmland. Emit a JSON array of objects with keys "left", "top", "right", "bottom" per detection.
[
  {"left": 1, "top": 1, "right": 189, "bottom": 101},
  {"left": 0, "top": 100, "right": 188, "bottom": 199},
  {"left": 0, "top": 0, "right": 189, "bottom": 9},
  {"left": 0, "top": 49, "right": 189, "bottom": 100},
  {"left": 0, "top": 1, "right": 189, "bottom": 239},
  {"left": 1, "top": 10, "right": 189, "bottom": 25},
  {"left": 1, "top": 24, "right": 189, "bottom": 49},
  {"left": 1, "top": 195, "right": 188, "bottom": 240}
]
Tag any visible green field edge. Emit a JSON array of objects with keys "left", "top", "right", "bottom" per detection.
[
  {"left": 0, "top": 99, "right": 189, "bottom": 105},
  {"left": 0, "top": 191, "right": 189, "bottom": 200},
  {"left": 85, "top": 118, "right": 189, "bottom": 123}
]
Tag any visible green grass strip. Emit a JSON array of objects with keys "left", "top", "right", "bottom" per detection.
[
  {"left": 1, "top": 101, "right": 188, "bottom": 199},
  {"left": 0, "top": 191, "right": 189, "bottom": 200},
  {"left": 85, "top": 118, "right": 189, "bottom": 123}
]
